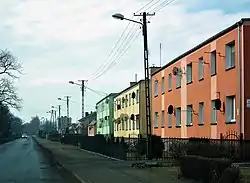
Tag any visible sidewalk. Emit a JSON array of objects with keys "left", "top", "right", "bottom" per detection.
[{"left": 34, "top": 137, "right": 191, "bottom": 183}]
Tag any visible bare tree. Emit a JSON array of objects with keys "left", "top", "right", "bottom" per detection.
[{"left": 0, "top": 50, "right": 23, "bottom": 110}]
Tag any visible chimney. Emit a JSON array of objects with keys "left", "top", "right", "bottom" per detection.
[
  {"left": 85, "top": 112, "right": 89, "bottom": 117},
  {"left": 135, "top": 74, "right": 137, "bottom": 82}
]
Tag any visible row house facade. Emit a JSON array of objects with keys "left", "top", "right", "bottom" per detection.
[
  {"left": 151, "top": 18, "right": 250, "bottom": 139},
  {"left": 96, "top": 93, "right": 117, "bottom": 137},
  {"left": 114, "top": 80, "right": 147, "bottom": 138}
]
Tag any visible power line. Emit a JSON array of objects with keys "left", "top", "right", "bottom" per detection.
[
  {"left": 149, "top": 0, "right": 176, "bottom": 13},
  {"left": 92, "top": 18, "right": 140, "bottom": 79},
  {"left": 91, "top": 1, "right": 162, "bottom": 80},
  {"left": 93, "top": 29, "right": 141, "bottom": 80},
  {"left": 85, "top": 85, "right": 107, "bottom": 96}
]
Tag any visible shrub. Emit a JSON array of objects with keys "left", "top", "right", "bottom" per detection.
[
  {"left": 169, "top": 140, "right": 187, "bottom": 160},
  {"left": 180, "top": 155, "right": 232, "bottom": 183}
]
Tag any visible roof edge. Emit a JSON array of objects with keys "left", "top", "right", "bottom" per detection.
[{"left": 152, "top": 18, "right": 250, "bottom": 77}]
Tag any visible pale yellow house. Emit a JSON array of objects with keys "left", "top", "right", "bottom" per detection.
[{"left": 113, "top": 80, "right": 147, "bottom": 138}]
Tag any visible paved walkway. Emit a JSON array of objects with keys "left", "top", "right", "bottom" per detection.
[{"left": 34, "top": 137, "right": 191, "bottom": 183}]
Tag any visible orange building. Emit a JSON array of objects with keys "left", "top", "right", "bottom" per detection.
[{"left": 151, "top": 18, "right": 250, "bottom": 140}]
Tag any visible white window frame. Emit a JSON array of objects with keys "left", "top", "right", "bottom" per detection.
[
  {"left": 161, "top": 77, "right": 165, "bottom": 94},
  {"left": 186, "top": 63, "right": 192, "bottom": 84},
  {"left": 154, "top": 80, "right": 158, "bottom": 97},
  {"left": 187, "top": 105, "right": 193, "bottom": 125},
  {"left": 175, "top": 107, "right": 181, "bottom": 126},
  {"left": 226, "top": 42, "right": 235, "bottom": 69},
  {"left": 199, "top": 102, "right": 204, "bottom": 124},
  {"left": 211, "top": 51, "right": 216, "bottom": 76},
  {"left": 198, "top": 57, "right": 204, "bottom": 80},
  {"left": 168, "top": 73, "right": 172, "bottom": 91},
  {"left": 226, "top": 96, "right": 236, "bottom": 122},
  {"left": 154, "top": 112, "right": 159, "bottom": 128},
  {"left": 161, "top": 110, "right": 165, "bottom": 128}
]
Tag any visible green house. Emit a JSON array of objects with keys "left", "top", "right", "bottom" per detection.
[{"left": 96, "top": 93, "right": 118, "bottom": 137}]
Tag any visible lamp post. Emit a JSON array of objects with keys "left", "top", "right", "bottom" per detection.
[
  {"left": 69, "top": 80, "right": 87, "bottom": 119},
  {"left": 112, "top": 12, "right": 154, "bottom": 160}
]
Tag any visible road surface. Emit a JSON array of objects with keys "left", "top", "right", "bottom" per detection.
[{"left": 0, "top": 137, "right": 66, "bottom": 183}]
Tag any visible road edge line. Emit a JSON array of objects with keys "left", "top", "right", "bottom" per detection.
[{"left": 32, "top": 136, "right": 90, "bottom": 183}]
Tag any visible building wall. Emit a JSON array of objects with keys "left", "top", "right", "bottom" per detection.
[
  {"left": 114, "top": 81, "right": 145, "bottom": 137},
  {"left": 96, "top": 94, "right": 116, "bottom": 136},
  {"left": 243, "top": 23, "right": 250, "bottom": 139},
  {"left": 152, "top": 25, "right": 247, "bottom": 139},
  {"left": 88, "top": 125, "right": 97, "bottom": 136}
]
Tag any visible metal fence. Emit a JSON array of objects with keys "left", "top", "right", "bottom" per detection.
[{"left": 50, "top": 131, "right": 250, "bottom": 162}]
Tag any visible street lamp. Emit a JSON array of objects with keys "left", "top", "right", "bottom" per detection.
[
  {"left": 58, "top": 96, "right": 70, "bottom": 126},
  {"left": 112, "top": 12, "right": 153, "bottom": 160},
  {"left": 69, "top": 80, "right": 87, "bottom": 119}
]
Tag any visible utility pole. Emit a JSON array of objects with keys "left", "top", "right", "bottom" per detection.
[
  {"left": 58, "top": 105, "right": 61, "bottom": 131},
  {"left": 65, "top": 96, "right": 71, "bottom": 126},
  {"left": 134, "top": 12, "right": 155, "bottom": 160},
  {"left": 79, "top": 80, "right": 87, "bottom": 118}
]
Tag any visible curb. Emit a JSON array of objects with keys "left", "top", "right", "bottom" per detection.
[
  {"left": 32, "top": 137, "right": 89, "bottom": 183},
  {"left": 79, "top": 148, "right": 126, "bottom": 162}
]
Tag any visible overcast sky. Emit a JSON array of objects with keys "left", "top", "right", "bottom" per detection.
[{"left": 1, "top": 0, "right": 249, "bottom": 123}]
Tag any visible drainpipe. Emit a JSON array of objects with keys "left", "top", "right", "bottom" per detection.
[{"left": 237, "top": 21, "right": 242, "bottom": 135}]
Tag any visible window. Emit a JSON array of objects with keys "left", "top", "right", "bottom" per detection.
[
  {"left": 121, "top": 98, "right": 124, "bottom": 108},
  {"left": 211, "top": 51, "right": 216, "bottom": 75},
  {"left": 175, "top": 107, "right": 181, "bottom": 126},
  {"left": 187, "top": 105, "right": 193, "bottom": 125},
  {"left": 136, "top": 115, "right": 140, "bottom": 129},
  {"left": 125, "top": 95, "right": 128, "bottom": 107},
  {"left": 168, "top": 73, "right": 172, "bottom": 91},
  {"left": 129, "top": 94, "right": 131, "bottom": 106},
  {"left": 154, "top": 80, "right": 158, "bottom": 97},
  {"left": 176, "top": 74, "right": 181, "bottom": 88},
  {"left": 161, "top": 111, "right": 165, "bottom": 128},
  {"left": 186, "top": 63, "right": 192, "bottom": 84},
  {"left": 136, "top": 89, "right": 139, "bottom": 103},
  {"left": 154, "top": 112, "right": 159, "bottom": 128},
  {"left": 226, "top": 42, "right": 235, "bottom": 69},
  {"left": 129, "top": 119, "right": 131, "bottom": 130},
  {"left": 211, "top": 100, "right": 217, "bottom": 124},
  {"left": 226, "top": 96, "right": 236, "bottom": 122},
  {"left": 199, "top": 102, "right": 204, "bottom": 124},
  {"left": 168, "top": 113, "right": 172, "bottom": 127},
  {"left": 161, "top": 77, "right": 165, "bottom": 93},
  {"left": 198, "top": 57, "right": 204, "bottom": 80}
]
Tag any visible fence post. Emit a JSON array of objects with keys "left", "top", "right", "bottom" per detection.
[{"left": 240, "top": 133, "right": 244, "bottom": 161}]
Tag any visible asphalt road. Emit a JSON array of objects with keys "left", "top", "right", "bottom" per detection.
[{"left": 0, "top": 137, "right": 66, "bottom": 183}]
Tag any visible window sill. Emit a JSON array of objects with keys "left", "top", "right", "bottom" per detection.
[
  {"left": 154, "top": 95, "right": 158, "bottom": 98},
  {"left": 176, "top": 125, "right": 181, "bottom": 128},
  {"left": 186, "top": 124, "right": 193, "bottom": 127},
  {"left": 162, "top": 92, "right": 165, "bottom": 95},
  {"left": 226, "top": 120, "right": 236, "bottom": 124},
  {"left": 211, "top": 73, "right": 217, "bottom": 77},
  {"left": 154, "top": 127, "right": 158, "bottom": 129},
  {"left": 176, "top": 86, "right": 181, "bottom": 89},
  {"left": 168, "top": 89, "right": 172, "bottom": 92},
  {"left": 168, "top": 126, "right": 172, "bottom": 128},
  {"left": 198, "top": 123, "right": 204, "bottom": 126},
  {"left": 199, "top": 78, "right": 204, "bottom": 81},
  {"left": 211, "top": 123, "right": 217, "bottom": 125},
  {"left": 187, "top": 81, "right": 193, "bottom": 85},
  {"left": 161, "top": 126, "right": 164, "bottom": 128},
  {"left": 225, "top": 65, "right": 235, "bottom": 71}
]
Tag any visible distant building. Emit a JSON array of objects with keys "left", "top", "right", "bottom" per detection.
[
  {"left": 58, "top": 116, "right": 72, "bottom": 133},
  {"left": 78, "top": 111, "right": 97, "bottom": 135},
  {"left": 96, "top": 93, "right": 118, "bottom": 137},
  {"left": 88, "top": 120, "right": 97, "bottom": 136}
]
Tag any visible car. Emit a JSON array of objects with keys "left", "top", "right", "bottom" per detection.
[{"left": 22, "top": 133, "right": 28, "bottom": 138}]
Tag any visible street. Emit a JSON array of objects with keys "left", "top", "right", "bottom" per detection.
[{"left": 0, "top": 137, "right": 65, "bottom": 183}]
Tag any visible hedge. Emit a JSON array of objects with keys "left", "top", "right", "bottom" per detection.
[{"left": 180, "top": 155, "right": 232, "bottom": 183}]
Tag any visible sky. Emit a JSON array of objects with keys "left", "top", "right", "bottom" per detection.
[{"left": 0, "top": 0, "right": 250, "bottom": 123}]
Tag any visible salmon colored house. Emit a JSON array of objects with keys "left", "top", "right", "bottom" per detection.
[{"left": 151, "top": 18, "right": 250, "bottom": 140}]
